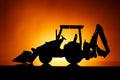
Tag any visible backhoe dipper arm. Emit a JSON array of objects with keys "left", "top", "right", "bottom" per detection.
[
  {"left": 96, "top": 24, "right": 110, "bottom": 57},
  {"left": 83, "top": 24, "right": 110, "bottom": 60},
  {"left": 90, "top": 24, "right": 110, "bottom": 57}
]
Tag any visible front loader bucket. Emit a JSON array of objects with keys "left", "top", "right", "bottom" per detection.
[{"left": 13, "top": 51, "right": 32, "bottom": 63}]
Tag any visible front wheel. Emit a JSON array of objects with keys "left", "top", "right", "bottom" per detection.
[{"left": 39, "top": 55, "right": 52, "bottom": 64}]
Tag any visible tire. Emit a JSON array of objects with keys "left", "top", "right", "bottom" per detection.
[
  {"left": 65, "top": 55, "right": 82, "bottom": 64},
  {"left": 39, "top": 55, "right": 52, "bottom": 64},
  {"left": 64, "top": 42, "right": 83, "bottom": 64}
]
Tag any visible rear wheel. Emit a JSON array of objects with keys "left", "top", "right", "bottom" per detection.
[
  {"left": 39, "top": 55, "right": 52, "bottom": 64},
  {"left": 65, "top": 55, "right": 82, "bottom": 64},
  {"left": 64, "top": 42, "right": 83, "bottom": 64}
]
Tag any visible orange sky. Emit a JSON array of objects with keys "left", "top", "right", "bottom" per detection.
[{"left": 0, "top": 0, "right": 120, "bottom": 66}]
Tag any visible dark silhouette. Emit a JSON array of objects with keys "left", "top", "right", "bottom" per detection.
[
  {"left": 73, "top": 34, "right": 77, "bottom": 42},
  {"left": 1, "top": 64, "right": 120, "bottom": 80},
  {"left": 13, "top": 24, "right": 110, "bottom": 65}
]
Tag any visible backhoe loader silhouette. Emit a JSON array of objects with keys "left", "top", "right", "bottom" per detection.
[{"left": 13, "top": 24, "right": 110, "bottom": 64}]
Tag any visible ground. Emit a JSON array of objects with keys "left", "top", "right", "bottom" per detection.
[{"left": 0, "top": 64, "right": 120, "bottom": 80}]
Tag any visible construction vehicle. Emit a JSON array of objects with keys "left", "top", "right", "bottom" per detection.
[{"left": 13, "top": 24, "right": 110, "bottom": 64}]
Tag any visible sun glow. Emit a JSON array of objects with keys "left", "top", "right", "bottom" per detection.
[
  {"left": 49, "top": 57, "right": 70, "bottom": 66},
  {"left": 0, "top": 0, "right": 114, "bottom": 66}
]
